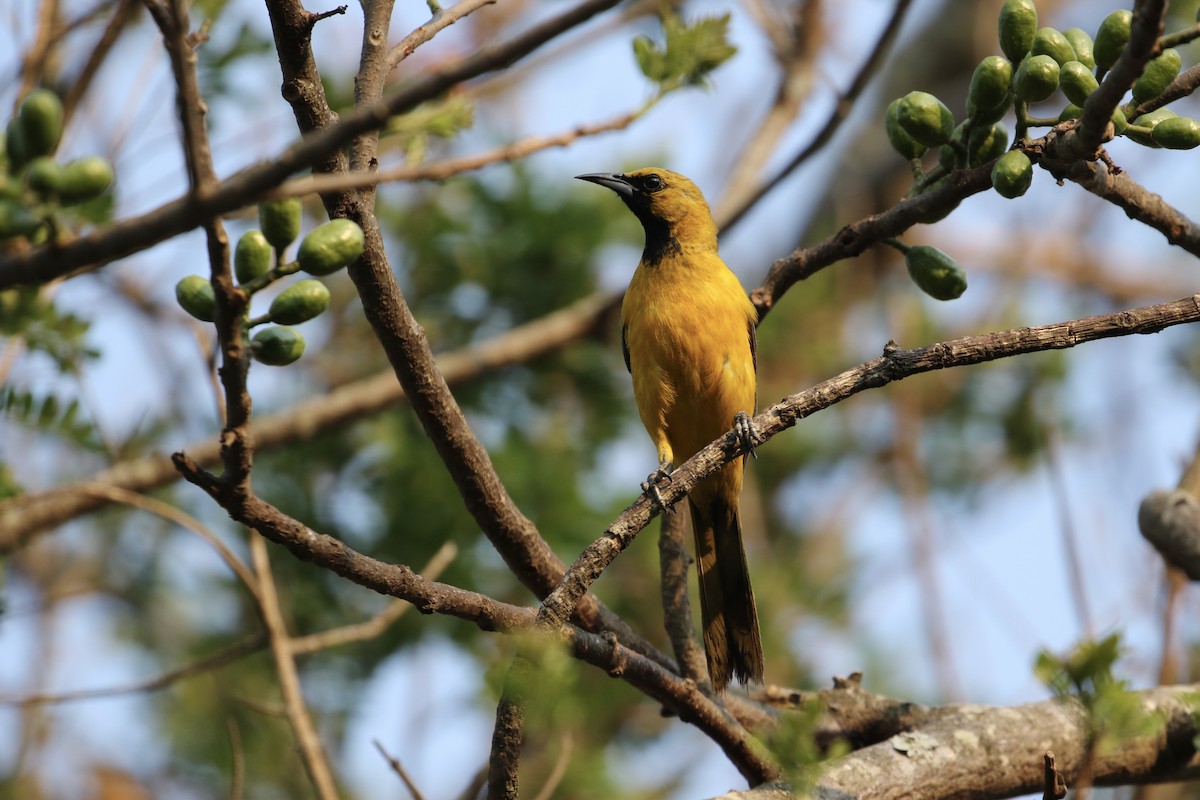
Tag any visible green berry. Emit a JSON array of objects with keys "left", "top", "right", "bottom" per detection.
[
  {"left": 1094, "top": 10, "right": 1132, "bottom": 73},
  {"left": 1132, "top": 48, "right": 1182, "bottom": 104},
  {"left": 56, "top": 156, "right": 114, "bottom": 204},
  {"left": 25, "top": 157, "right": 63, "bottom": 197},
  {"left": 896, "top": 91, "right": 955, "bottom": 148},
  {"left": 252, "top": 326, "right": 306, "bottom": 366},
  {"left": 1030, "top": 27, "right": 1076, "bottom": 66},
  {"left": 967, "top": 56, "right": 1013, "bottom": 122},
  {"left": 991, "top": 150, "right": 1033, "bottom": 198},
  {"left": 175, "top": 275, "right": 216, "bottom": 322},
  {"left": 296, "top": 218, "right": 365, "bottom": 276},
  {"left": 1126, "top": 107, "right": 1178, "bottom": 146},
  {"left": 998, "top": 0, "right": 1038, "bottom": 63},
  {"left": 268, "top": 279, "right": 331, "bottom": 325},
  {"left": 1151, "top": 116, "right": 1200, "bottom": 150},
  {"left": 0, "top": 201, "right": 41, "bottom": 240},
  {"left": 259, "top": 198, "right": 303, "bottom": 251},
  {"left": 1059, "top": 61, "right": 1098, "bottom": 106},
  {"left": 886, "top": 98, "right": 927, "bottom": 160},
  {"left": 235, "top": 230, "right": 272, "bottom": 284},
  {"left": 1013, "top": 54, "right": 1060, "bottom": 103},
  {"left": 967, "top": 122, "right": 1010, "bottom": 167},
  {"left": 17, "top": 89, "right": 63, "bottom": 159},
  {"left": 905, "top": 245, "right": 967, "bottom": 301},
  {"left": 1062, "top": 28, "right": 1095, "bottom": 70}
]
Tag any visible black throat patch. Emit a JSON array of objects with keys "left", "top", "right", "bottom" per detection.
[{"left": 638, "top": 215, "right": 680, "bottom": 266}]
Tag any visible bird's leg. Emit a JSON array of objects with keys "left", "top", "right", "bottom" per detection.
[
  {"left": 734, "top": 411, "right": 759, "bottom": 460},
  {"left": 641, "top": 461, "right": 674, "bottom": 510}
]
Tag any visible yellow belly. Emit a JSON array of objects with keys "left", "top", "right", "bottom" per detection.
[{"left": 621, "top": 253, "right": 757, "bottom": 498}]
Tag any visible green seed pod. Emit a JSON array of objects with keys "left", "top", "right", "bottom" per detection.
[
  {"left": 1151, "top": 116, "right": 1200, "bottom": 149},
  {"left": 268, "top": 279, "right": 331, "bottom": 325},
  {"left": 1059, "top": 61, "right": 1099, "bottom": 106},
  {"left": 56, "top": 156, "right": 114, "bottom": 204},
  {"left": 967, "top": 56, "right": 1013, "bottom": 121},
  {"left": 1132, "top": 48, "right": 1182, "bottom": 104},
  {"left": 259, "top": 198, "right": 303, "bottom": 251},
  {"left": 968, "top": 122, "right": 1010, "bottom": 166},
  {"left": 252, "top": 326, "right": 306, "bottom": 366},
  {"left": 998, "top": 0, "right": 1038, "bottom": 63},
  {"left": 235, "top": 230, "right": 272, "bottom": 284},
  {"left": 0, "top": 201, "right": 42, "bottom": 240},
  {"left": 17, "top": 89, "right": 64, "bottom": 159},
  {"left": 1126, "top": 107, "right": 1178, "bottom": 146},
  {"left": 24, "top": 156, "right": 63, "bottom": 197},
  {"left": 896, "top": 91, "right": 956, "bottom": 147},
  {"left": 991, "top": 149, "right": 1034, "bottom": 198},
  {"left": 1093, "top": 9, "right": 1132, "bottom": 73},
  {"left": 1058, "top": 104, "right": 1084, "bottom": 122},
  {"left": 1030, "top": 27, "right": 1076, "bottom": 66},
  {"left": 296, "top": 218, "right": 366, "bottom": 276},
  {"left": 905, "top": 245, "right": 967, "bottom": 301},
  {"left": 175, "top": 275, "right": 216, "bottom": 322},
  {"left": 1013, "top": 54, "right": 1060, "bottom": 103},
  {"left": 1062, "top": 28, "right": 1095, "bottom": 70},
  {"left": 886, "top": 98, "right": 927, "bottom": 160},
  {"left": 5, "top": 120, "right": 30, "bottom": 172}
]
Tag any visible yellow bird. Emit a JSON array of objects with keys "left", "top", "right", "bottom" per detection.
[{"left": 576, "top": 168, "right": 764, "bottom": 690}]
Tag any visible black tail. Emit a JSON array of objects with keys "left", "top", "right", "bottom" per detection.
[{"left": 688, "top": 497, "right": 764, "bottom": 690}]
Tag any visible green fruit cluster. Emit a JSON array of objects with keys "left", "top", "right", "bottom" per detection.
[
  {"left": 1, "top": 88, "right": 116, "bottom": 242},
  {"left": 884, "top": 0, "right": 1200, "bottom": 215},
  {"left": 174, "top": 200, "right": 364, "bottom": 368}
]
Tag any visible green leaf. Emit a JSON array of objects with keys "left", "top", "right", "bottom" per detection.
[
  {"left": 632, "top": 12, "right": 737, "bottom": 91},
  {"left": 384, "top": 95, "right": 475, "bottom": 162}
]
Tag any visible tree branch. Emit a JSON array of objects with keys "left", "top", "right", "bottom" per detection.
[
  {"left": 0, "top": 291, "right": 619, "bottom": 550},
  {"left": 535, "top": 294, "right": 1200, "bottom": 636},
  {"left": 0, "top": 0, "right": 625, "bottom": 288}
]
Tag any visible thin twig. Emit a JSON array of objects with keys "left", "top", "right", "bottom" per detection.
[
  {"left": 719, "top": 0, "right": 918, "bottom": 231},
  {"left": 374, "top": 740, "right": 429, "bottom": 800},
  {"left": 1045, "top": 430, "right": 1093, "bottom": 638},
  {"left": 658, "top": 508, "right": 707, "bottom": 683},
  {"left": 250, "top": 536, "right": 341, "bottom": 800},
  {"left": 17, "top": 0, "right": 60, "bottom": 101},
  {"left": 227, "top": 716, "right": 246, "bottom": 800},
  {"left": 387, "top": 0, "right": 498, "bottom": 70},
  {"left": 891, "top": 396, "right": 960, "bottom": 700},
  {"left": 63, "top": 0, "right": 140, "bottom": 124},
  {"left": 273, "top": 104, "right": 649, "bottom": 200},
  {"left": 530, "top": 731, "right": 573, "bottom": 800},
  {"left": 291, "top": 542, "right": 458, "bottom": 654},
  {"left": 72, "top": 481, "right": 259, "bottom": 595},
  {"left": 0, "top": 634, "right": 266, "bottom": 706}
]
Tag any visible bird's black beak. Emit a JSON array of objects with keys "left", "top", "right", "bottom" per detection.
[{"left": 575, "top": 172, "right": 634, "bottom": 198}]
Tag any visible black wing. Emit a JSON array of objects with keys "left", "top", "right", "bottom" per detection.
[
  {"left": 748, "top": 319, "right": 758, "bottom": 411},
  {"left": 621, "top": 324, "right": 631, "bottom": 374}
]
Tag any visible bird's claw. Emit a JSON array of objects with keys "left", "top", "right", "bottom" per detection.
[
  {"left": 734, "top": 411, "right": 759, "bottom": 459},
  {"left": 641, "top": 462, "right": 673, "bottom": 510}
]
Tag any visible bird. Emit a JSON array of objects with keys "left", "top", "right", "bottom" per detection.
[{"left": 575, "top": 167, "right": 764, "bottom": 690}]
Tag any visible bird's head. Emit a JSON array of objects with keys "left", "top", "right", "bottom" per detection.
[{"left": 575, "top": 168, "right": 717, "bottom": 260}]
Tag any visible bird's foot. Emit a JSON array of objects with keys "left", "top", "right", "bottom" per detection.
[
  {"left": 734, "top": 411, "right": 759, "bottom": 459},
  {"left": 641, "top": 462, "right": 674, "bottom": 510}
]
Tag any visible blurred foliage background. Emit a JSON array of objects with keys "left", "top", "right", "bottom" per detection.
[{"left": 3, "top": 0, "right": 1200, "bottom": 798}]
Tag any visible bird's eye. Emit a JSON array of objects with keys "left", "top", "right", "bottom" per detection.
[{"left": 641, "top": 174, "right": 664, "bottom": 192}]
